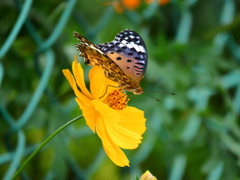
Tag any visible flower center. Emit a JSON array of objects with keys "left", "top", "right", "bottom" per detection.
[{"left": 104, "top": 89, "right": 129, "bottom": 111}]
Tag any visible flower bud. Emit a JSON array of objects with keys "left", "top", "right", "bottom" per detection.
[{"left": 139, "top": 170, "right": 157, "bottom": 180}]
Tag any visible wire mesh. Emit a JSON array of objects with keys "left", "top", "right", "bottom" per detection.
[{"left": 1, "top": 0, "right": 240, "bottom": 179}]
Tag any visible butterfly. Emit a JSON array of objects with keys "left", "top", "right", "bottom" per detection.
[{"left": 73, "top": 29, "right": 148, "bottom": 95}]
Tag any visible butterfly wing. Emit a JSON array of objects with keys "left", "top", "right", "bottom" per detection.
[
  {"left": 73, "top": 31, "right": 131, "bottom": 85},
  {"left": 74, "top": 30, "right": 147, "bottom": 93},
  {"left": 96, "top": 29, "right": 148, "bottom": 83}
]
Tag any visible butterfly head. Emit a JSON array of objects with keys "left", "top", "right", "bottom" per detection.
[
  {"left": 133, "top": 87, "right": 144, "bottom": 95},
  {"left": 121, "top": 82, "right": 144, "bottom": 95}
]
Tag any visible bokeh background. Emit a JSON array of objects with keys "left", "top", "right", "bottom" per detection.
[{"left": 1, "top": 0, "right": 240, "bottom": 179}]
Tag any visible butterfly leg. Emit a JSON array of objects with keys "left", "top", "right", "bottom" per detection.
[{"left": 99, "top": 84, "right": 121, "bottom": 99}]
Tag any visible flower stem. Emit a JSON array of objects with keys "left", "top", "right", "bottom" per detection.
[{"left": 11, "top": 115, "right": 83, "bottom": 180}]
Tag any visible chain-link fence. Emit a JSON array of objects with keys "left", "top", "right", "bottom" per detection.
[{"left": 1, "top": 0, "right": 240, "bottom": 179}]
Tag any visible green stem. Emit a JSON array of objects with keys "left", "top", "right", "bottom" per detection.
[{"left": 11, "top": 115, "right": 83, "bottom": 180}]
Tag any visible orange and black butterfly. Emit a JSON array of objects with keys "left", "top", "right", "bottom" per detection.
[{"left": 74, "top": 29, "right": 148, "bottom": 95}]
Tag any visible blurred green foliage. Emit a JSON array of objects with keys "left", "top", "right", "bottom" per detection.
[{"left": 1, "top": 0, "right": 240, "bottom": 179}]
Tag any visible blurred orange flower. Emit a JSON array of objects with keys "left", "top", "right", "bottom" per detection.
[
  {"left": 122, "top": 0, "right": 140, "bottom": 10},
  {"left": 62, "top": 56, "right": 146, "bottom": 167},
  {"left": 105, "top": 0, "right": 170, "bottom": 13},
  {"left": 110, "top": 0, "right": 140, "bottom": 13}
]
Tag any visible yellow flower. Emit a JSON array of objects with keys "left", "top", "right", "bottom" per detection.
[
  {"left": 140, "top": 170, "right": 158, "bottom": 180},
  {"left": 62, "top": 55, "right": 146, "bottom": 167}
]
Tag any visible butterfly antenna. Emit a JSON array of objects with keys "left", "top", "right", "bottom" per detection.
[
  {"left": 144, "top": 91, "right": 160, "bottom": 101},
  {"left": 144, "top": 90, "right": 175, "bottom": 95}
]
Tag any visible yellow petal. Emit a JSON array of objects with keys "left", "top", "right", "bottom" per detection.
[
  {"left": 63, "top": 67, "right": 97, "bottom": 132},
  {"left": 89, "top": 66, "right": 106, "bottom": 99},
  {"left": 63, "top": 69, "right": 92, "bottom": 108},
  {"left": 104, "top": 119, "right": 143, "bottom": 149},
  {"left": 62, "top": 69, "right": 83, "bottom": 99},
  {"left": 75, "top": 98, "right": 97, "bottom": 132},
  {"left": 62, "top": 69, "right": 77, "bottom": 91},
  {"left": 102, "top": 138, "right": 130, "bottom": 167},
  {"left": 118, "top": 107, "right": 146, "bottom": 135},
  {"left": 91, "top": 100, "right": 143, "bottom": 149},
  {"left": 96, "top": 116, "right": 130, "bottom": 167},
  {"left": 72, "top": 55, "right": 93, "bottom": 99},
  {"left": 91, "top": 100, "right": 120, "bottom": 123},
  {"left": 89, "top": 66, "right": 118, "bottom": 99}
]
